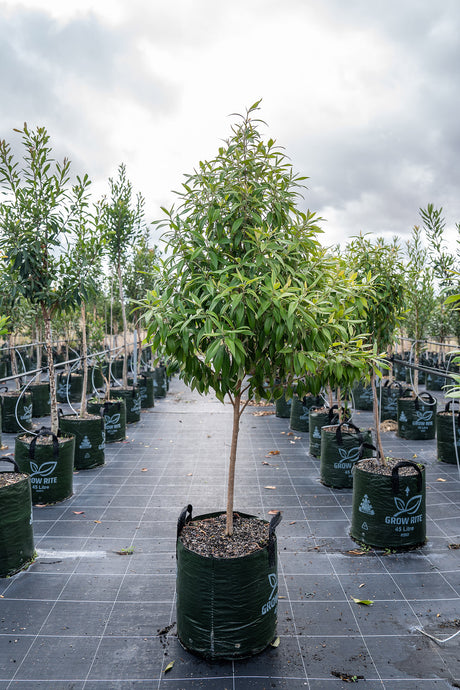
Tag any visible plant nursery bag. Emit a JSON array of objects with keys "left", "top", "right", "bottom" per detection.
[
  {"left": 436, "top": 401, "right": 460, "bottom": 465},
  {"left": 275, "top": 390, "right": 292, "bottom": 418},
  {"left": 290, "top": 394, "right": 322, "bottom": 432},
  {"left": 28, "top": 382, "right": 51, "bottom": 417},
  {"left": 59, "top": 412, "right": 105, "bottom": 470},
  {"left": 397, "top": 391, "right": 436, "bottom": 440},
  {"left": 0, "top": 389, "right": 33, "bottom": 433},
  {"left": 88, "top": 398, "right": 126, "bottom": 443},
  {"left": 15, "top": 427, "right": 75, "bottom": 504},
  {"left": 380, "top": 380, "right": 405, "bottom": 421},
  {"left": 309, "top": 405, "right": 342, "bottom": 457},
  {"left": 352, "top": 381, "right": 374, "bottom": 411},
  {"left": 320, "top": 421, "right": 373, "bottom": 488},
  {"left": 351, "top": 458, "right": 426, "bottom": 549},
  {"left": 0, "top": 457, "right": 34, "bottom": 577},
  {"left": 176, "top": 506, "right": 282, "bottom": 660}
]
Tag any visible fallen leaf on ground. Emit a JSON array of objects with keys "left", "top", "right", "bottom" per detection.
[
  {"left": 359, "top": 583, "right": 365, "bottom": 588},
  {"left": 266, "top": 450, "right": 280, "bottom": 456},
  {"left": 270, "top": 637, "right": 280, "bottom": 648},
  {"left": 264, "top": 486, "right": 276, "bottom": 490},
  {"left": 287, "top": 432, "right": 294, "bottom": 436},
  {"left": 253, "top": 411, "right": 275, "bottom": 416},
  {"left": 289, "top": 521, "right": 296, "bottom": 525},
  {"left": 437, "top": 478, "right": 447, "bottom": 482},
  {"left": 141, "top": 468, "right": 148, "bottom": 472},
  {"left": 187, "top": 472, "right": 193, "bottom": 476},
  {"left": 94, "top": 520, "right": 101, "bottom": 524},
  {"left": 163, "top": 661, "right": 175, "bottom": 673},
  {"left": 351, "top": 597, "right": 373, "bottom": 605},
  {"left": 448, "top": 543, "right": 460, "bottom": 549},
  {"left": 268, "top": 510, "right": 280, "bottom": 515},
  {"left": 72, "top": 511, "right": 85, "bottom": 515}
]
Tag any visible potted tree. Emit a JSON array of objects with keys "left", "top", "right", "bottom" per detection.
[
  {"left": 58, "top": 177, "right": 106, "bottom": 470},
  {"left": 0, "top": 125, "right": 78, "bottom": 504},
  {"left": 143, "top": 102, "right": 372, "bottom": 659},
  {"left": 102, "top": 163, "right": 144, "bottom": 423},
  {"left": 346, "top": 234, "right": 426, "bottom": 549}
]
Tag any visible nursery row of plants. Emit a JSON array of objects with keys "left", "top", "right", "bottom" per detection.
[{"left": 1, "top": 101, "right": 460, "bottom": 661}]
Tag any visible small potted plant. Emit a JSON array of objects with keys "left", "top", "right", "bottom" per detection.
[{"left": 346, "top": 234, "right": 426, "bottom": 549}]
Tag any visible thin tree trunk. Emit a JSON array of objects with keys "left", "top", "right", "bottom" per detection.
[
  {"left": 371, "top": 368, "right": 385, "bottom": 464},
  {"left": 42, "top": 304, "right": 58, "bottom": 435},
  {"left": 79, "top": 302, "right": 88, "bottom": 418},
  {"left": 117, "top": 262, "right": 128, "bottom": 388},
  {"left": 9, "top": 333, "right": 20, "bottom": 391},
  {"left": 225, "top": 391, "right": 242, "bottom": 536},
  {"left": 336, "top": 386, "right": 342, "bottom": 422},
  {"left": 35, "top": 322, "right": 42, "bottom": 384}
]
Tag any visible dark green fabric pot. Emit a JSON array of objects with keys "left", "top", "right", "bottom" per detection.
[
  {"left": 109, "top": 387, "right": 141, "bottom": 423},
  {"left": 275, "top": 391, "right": 292, "bottom": 418},
  {"left": 380, "top": 381, "right": 406, "bottom": 422},
  {"left": 426, "top": 371, "right": 447, "bottom": 391},
  {"left": 176, "top": 506, "right": 281, "bottom": 660},
  {"left": 128, "top": 375, "right": 154, "bottom": 409},
  {"left": 56, "top": 372, "right": 84, "bottom": 403},
  {"left": 352, "top": 381, "right": 374, "bottom": 411},
  {"left": 320, "top": 422, "right": 373, "bottom": 489},
  {"left": 28, "top": 382, "right": 51, "bottom": 417},
  {"left": 350, "top": 459, "right": 426, "bottom": 549},
  {"left": 397, "top": 391, "right": 437, "bottom": 440},
  {"left": 436, "top": 402, "right": 460, "bottom": 465},
  {"left": 110, "top": 358, "right": 124, "bottom": 379},
  {"left": 154, "top": 366, "right": 167, "bottom": 398},
  {"left": 309, "top": 406, "right": 341, "bottom": 457},
  {"left": 290, "top": 394, "right": 322, "bottom": 432},
  {"left": 59, "top": 414, "right": 105, "bottom": 470},
  {"left": 1, "top": 391, "right": 33, "bottom": 433},
  {"left": 0, "top": 457, "right": 35, "bottom": 577},
  {"left": 87, "top": 366, "right": 104, "bottom": 391},
  {"left": 15, "top": 429, "right": 75, "bottom": 505},
  {"left": 87, "top": 398, "right": 126, "bottom": 443}
]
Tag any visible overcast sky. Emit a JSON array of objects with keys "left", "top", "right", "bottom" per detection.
[{"left": 1, "top": 0, "right": 459, "bottom": 249}]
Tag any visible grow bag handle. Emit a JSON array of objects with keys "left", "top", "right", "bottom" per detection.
[
  {"left": 414, "top": 392, "right": 436, "bottom": 410},
  {"left": 444, "top": 400, "right": 460, "bottom": 414},
  {"left": 336, "top": 421, "right": 363, "bottom": 447},
  {"left": 385, "top": 380, "right": 403, "bottom": 393},
  {"left": 28, "top": 427, "right": 59, "bottom": 461},
  {"left": 268, "top": 510, "right": 282, "bottom": 568},
  {"left": 328, "top": 404, "right": 339, "bottom": 424},
  {"left": 177, "top": 504, "right": 193, "bottom": 540},
  {"left": 391, "top": 461, "right": 423, "bottom": 494},
  {"left": 358, "top": 442, "right": 376, "bottom": 459},
  {"left": 0, "top": 456, "right": 20, "bottom": 473}
]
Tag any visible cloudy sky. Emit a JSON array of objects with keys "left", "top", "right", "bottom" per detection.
[{"left": 1, "top": 0, "right": 459, "bottom": 249}]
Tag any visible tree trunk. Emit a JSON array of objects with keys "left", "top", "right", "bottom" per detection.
[
  {"left": 42, "top": 304, "right": 58, "bottom": 435},
  {"left": 117, "top": 262, "right": 128, "bottom": 388},
  {"left": 8, "top": 333, "right": 20, "bottom": 391},
  {"left": 79, "top": 302, "right": 88, "bottom": 418},
  {"left": 371, "top": 368, "right": 385, "bottom": 464},
  {"left": 35, "top": 322, "right": 42, "bottom": 384},
  {"left": 225, "top": 390, "right": 242, "bottom": 536}
]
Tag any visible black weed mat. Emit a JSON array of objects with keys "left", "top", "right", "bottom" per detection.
[{"left": 0, "top": 378, "right": 459, "bottom": 689}]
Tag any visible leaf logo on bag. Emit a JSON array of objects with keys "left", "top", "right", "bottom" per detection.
[
  {"left": 131, "top": 396, "right": 141, "bottom": 414},
  {"left": 415, "top": 410, "right": 433, "bottom": 423},
  {"left": 104, "top": 413, "right": 121, "bottom": 432},
  {"left": 337, "top": 446, "right": 360, "bottom": 463},
  {"left": 262, "top": 573, "right": 278, "bottom": 615},
  {"left": 358, "top": 494, "right": 375, "bottom": 515},
  {"left": 313, "top": 427, "right": 321, "bottom": 438},
  {"left": 393, "top": 494, "right": 422, "bottom": 517},
  {"left": 29, "top": 461, "right": 57, "bottom": 478},
  {"left": 399, "top": 411, "right": 408, "bottom": 422},
  {"left": 20, "top": 404, "right": 33, "bottom": 421},
  {"left": 383, "top": 398, "right": 398, "bottom": 412},
  {"left": 57, "top": 383, "right": 68, "bottom": 396},
  {"left": 79, "top": 435, "right": 92, "bottom": 450}
]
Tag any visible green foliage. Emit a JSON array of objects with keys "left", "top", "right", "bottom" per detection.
[
  {"left": 144, "top": 103, "right": 373, "bottom": 403},
  {"left": 346, "top": 234, "right": 407, "bottom": 353}
]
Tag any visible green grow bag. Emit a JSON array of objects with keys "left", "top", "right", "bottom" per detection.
[
  {"left": 380, "top": 381, "right": 406, "bottom": 422},
  {"left": 350, "top": 458, "right": 426, "bottom": 549},
  {"left": 352, "top": 381, "right": 374, "bottom": 411},
  {"left": 320, "top": 422, "right": 373, "bottom": 489},
  {"left": 436, "top": 401, "right": 460, "bottom": 465},
  {"left": 397, "top": 391, "right": 437, "bottom": 440},
  {"left": 0, "top": 457, "right": 35, "bottom": 578},
  {"left": 290, "top": 394, "right": 322, "bottom": 432},
  {"left": 128, "top": 375, "right": 154, "bottom": 409},
  {"left": 176, "top": 506, "right": 281, "bottom": 660},
  {"left": 56, "top": 372, "right": 84, "bottom": 403},
  {"left": 154, "top": 366, "right": 167, "bottom": 398},
  {"left": 110, "top": 358, "right": 124, "bottom": 379},
  {"left": 109, "top": 386, "right": 141, "bottom": 423},
  {"left": 309, "top": 405, "right": 341, "bottom": 457},
  {"left": 87, "top": 398, "right": 126, "bottom": 443},
  {"left": 28, "top": 382, "right": 51, "bottom": 417},
  {"left": 0, "top": 391, "right": 33, "bottom": 433},
  {"left": 15, "top": 428, "right": 75, "bottom": 505},
  {"left": 59, "top": 414, "right": 105, "bottom": 470},
  {"left": 87, "top": 366, "right": 104, "bottom": 391},
  {"left": 275, "top": 391, "right": 292, "bottom": 418},
  {"left": 426, "top": 371, "right": 447, "bottom": 391}
]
